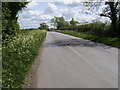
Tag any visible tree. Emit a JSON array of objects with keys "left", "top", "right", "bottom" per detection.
[
  {"left": 2, "top": 2, "right": 28, "bottom": 38},
  {"left": 51, "top": 17, "right": 80, "bottom": 30},
  {"left": 38, "top": 22, "right": 49, "bottom": 30},
  {"left": 64, "top": 21, "right": 70, "bottom": 26},
  {"left": 100, "top": 0, "right": 120, "bottom": 36},
  {"left": 70, "top": 18, "right": 79, "bottom": 26},
  {"left": 51, "top": 17, "right": 57, "bottom": 29},
  {"left": 51, "top": 17, "right": 66, "bottom": 29},
  {"left": 83, "top": 0, "right": 120, "bottom": 36}
]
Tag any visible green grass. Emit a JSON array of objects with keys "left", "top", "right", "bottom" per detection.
[
  {"left": 55, "top": 30, "right": 120, "bottom": 48},
  {"left": 2, "top": 30, "right": 46, "bottom": 88}
]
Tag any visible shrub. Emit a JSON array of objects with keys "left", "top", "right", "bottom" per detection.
[
  {"left": 2, "top": 20, "right": 20, "bottom": 40},
  {"left": 2, "top": 30, "right": 46, "bottom": 88},
  {"left": 103, "top": 24, "right": 112, "bottom": 36},
  {"left": 60, "top": 22, "right": 106, "bottom": 36}
]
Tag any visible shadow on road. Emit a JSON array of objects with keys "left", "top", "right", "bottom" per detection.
[{"left": 44, "top": 38, "right": 111, "bottom": 49}]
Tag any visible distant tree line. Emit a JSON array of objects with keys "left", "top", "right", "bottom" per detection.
[
  {"left": 38, "top": 22, "right": 49, "bottom": 30},
  {"left": 21, "top": 28, "right": 38, "bottom": 30},
  {"left": 51, "top": 17, "right": 79, "bottom": 29}
]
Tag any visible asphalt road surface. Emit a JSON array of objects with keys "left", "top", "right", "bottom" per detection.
[{"left": 33, "top": 31, "right": 118, "bottom": 88}]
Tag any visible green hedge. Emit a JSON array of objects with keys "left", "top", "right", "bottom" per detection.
[
  {"left": 60, "top": 22, "right": 120, "bottom": 37},
  {"left": 2, "top": 30, "right": 46, "bottom": 88},
  {"left": 60, "top": 23, "right": 106, "bottom": 35}
]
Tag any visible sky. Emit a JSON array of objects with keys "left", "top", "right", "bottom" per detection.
[{"left": 18, "top": 0, "right": 111, "bottom": 29}]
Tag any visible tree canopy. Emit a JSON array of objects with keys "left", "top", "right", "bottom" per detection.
[
  {"left": 2, "top": 2, "right": 28, "bottom": 38},
  {"left": 51, "top": 17, "right": 79, "bottom": 29},
  {"left": 70, "top": 18, "right": 80, "bottom": 26},
  {"left": 51, "top": 17, "right": 66, "bottom": 29},
  {"left": 38, "top": 22, "right": 49, "bottom": 30}
]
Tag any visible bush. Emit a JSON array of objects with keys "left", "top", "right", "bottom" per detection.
[
  {"left": 59, "top": 22, "right": 120, "bottom": 37},
  {"left": 2, "top": 30, "right": 46, "bottom": 88},
  {"left": 60, "top": 22, "right": 106, "bottom": 36},
  {"left": 103, "top": 24, "right": 112, "bottom": 36},
  {"left": 2, "top": 20, "right": 20, "bottom": 40}
]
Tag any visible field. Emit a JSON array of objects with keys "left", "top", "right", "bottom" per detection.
[{"left": 2, "top": 30, "right": 46, "bottom": 88}]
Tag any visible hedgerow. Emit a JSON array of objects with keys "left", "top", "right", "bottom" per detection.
[
  {"left": 60, "top": 23, "right": 107, "bottom": 36},
  {"left": 59, "top": 22, "right": 120, "bottom": 37},
  {"left": 2, "top": 30, "right": 46, "bottom": 88}
]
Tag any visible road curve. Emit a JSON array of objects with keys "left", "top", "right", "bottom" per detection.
[{"left": 33, "top": 31, "right": 118, "bottom": 88}]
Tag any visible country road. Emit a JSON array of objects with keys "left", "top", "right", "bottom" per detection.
[{"left": 33, "top": 31, "right": 118, "bottom": 88}]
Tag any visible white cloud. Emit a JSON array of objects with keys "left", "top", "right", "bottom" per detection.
[
  {"left": 54, "top": 0, "right": 83, "bottom": 7},
  {"left": 61, "top": 8, "right": 75, "bottom": 20},
  {"left": 19, "top": 10, "right": 42, "bottom": 19},
  {"left": 48, "top": 3, "right": 57, "bottom": 11},
  {"left": 100, "top": 17, "right": 110, "bottom": 23},
  {"left": 39, "top": 15, "right": 53, "bottom": 21},
  {"left": 29, "top": 10, "right": 42, "bottom": 16},
  {"left": 27, "top": 1, "right": 39, "bottom": 8},
  {"left": 44, "top": 3, "right": 57, "bottom": 14},
  {"left": 18, "top": 7, "right": 53, "bottom": 29}
]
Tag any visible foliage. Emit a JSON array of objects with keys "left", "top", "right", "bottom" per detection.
[
  {"left": 60, "top": 22, "right": 107, "bottom": 36},
  {"left": 56, "top": 30, "right": 120, "bottom": 48},
  {"left": 21, "top": 28, "right": 38, "bottom": 30},
  {"left": 70, "top": 18, "right": 79, "bottom": 26},
  {"left": 38, "top": 22, "right": 49, "bottom": 30},
  {"left": 2, "top": 30, "right": 46, "bottom": 88},
  {"left": 51, "top": 17, "right": 80, "bottom": 29},
  {"left": 2, "top": 20, "right": 20, "bottom": 40},
  {"left": 100, "top": 1, "right": 120, "bottom": 36},
  {"left": 83, "top": 1, "right": 120, "bottom": 37},
  {"left": 2, "top": 2, "right": 28, "bottom": 37},
  {"left": 51, "top": 17, "right": 66, "bottom": 29}
]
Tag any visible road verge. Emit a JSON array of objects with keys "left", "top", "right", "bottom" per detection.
[{"left": 55, "top": 30, "right": 120, "bottom": 48}]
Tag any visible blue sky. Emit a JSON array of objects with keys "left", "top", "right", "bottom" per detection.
[{"left": 18, "top": 0, "right": 110, "bottom": 29}]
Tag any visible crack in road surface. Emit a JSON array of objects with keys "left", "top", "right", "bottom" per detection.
[{"left": 33, "top": 31, "right": 118, "bottom": 88}]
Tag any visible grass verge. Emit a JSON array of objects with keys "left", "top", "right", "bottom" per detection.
[
  {"left": 55, "top": 30, "right": 120, "bottom": 48},
  {"left": 2, "top": 30, "right": 46, "bottom": 88}
]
